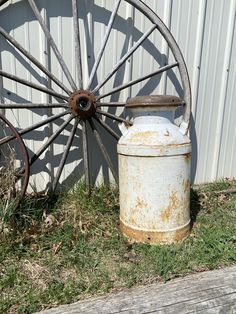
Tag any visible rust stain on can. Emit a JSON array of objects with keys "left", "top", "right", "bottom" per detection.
[
  {"left": 129, "top": 197, "right": 148, "bottom": 225},
  {"left": 131, "top": 197, "right": 148, "bottom": 213},
  {"left": 183, "top": 154, "right": 190, "bottom": 165},
  {"left": 182, "top": 179, "right": 190, "bottom": 193},
  {"left": 128, "top": 131, "right": 158, "bottom": 143},
  {"left": 176, "top": 211, "right": 182, "bottom": 224},
  {"left": 119, "top": 220, "right": 190, "bottom": 245},
  {"left": 118, "top": 96, "right": 191, "bottom": 245},
  {"left": 160, "top": 191, "right": 179, "bottom": 222}
]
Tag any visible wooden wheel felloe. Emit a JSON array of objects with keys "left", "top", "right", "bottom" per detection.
[{"left": 0, "top": 0, "right": 191, "bottom": 196}]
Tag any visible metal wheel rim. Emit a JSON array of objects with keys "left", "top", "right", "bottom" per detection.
[{"left": 0, "top": 113, "right": 29, "bottom": 210}]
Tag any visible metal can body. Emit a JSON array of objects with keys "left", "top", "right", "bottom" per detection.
[{"left": 117, "top": 96, "right": 191, "bottom": 244}]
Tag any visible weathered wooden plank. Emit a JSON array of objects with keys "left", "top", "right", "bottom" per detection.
[{"left": 36, "top": 266, "right": 236, "bottom": 314}]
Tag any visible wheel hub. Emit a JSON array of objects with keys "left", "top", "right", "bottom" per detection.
[{"left": 69, "top": 90, "right": 96, "bottom": 118}]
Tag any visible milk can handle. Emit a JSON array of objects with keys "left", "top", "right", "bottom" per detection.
[
  {"left": 126, "top": 94, "right": 191, "bottom": 136},
  {"left": 178, "top": 64, "right": 191, "bottom": 136},
  {"left": 179, "top": 99, "right": 191, "bottom": 135}
]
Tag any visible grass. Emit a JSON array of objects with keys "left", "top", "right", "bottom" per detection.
[
  {"left": 0, "top": 179, "right": 236, "bottom": 313},
  {"left": 0, "top": 150, "right": 20, "bottom": 227}
]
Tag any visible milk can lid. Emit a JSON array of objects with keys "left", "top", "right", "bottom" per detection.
[{"left": 126, "top": 95, "right": 184, "bottom": 108}]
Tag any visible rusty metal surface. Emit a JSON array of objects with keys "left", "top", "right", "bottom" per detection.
[
  {"left": 118, "top": 154, "right": 191, "bottom": 241},
  {"left": 0, "top": 113, "right": 29, "bottom": 209},
  {"left": 118, "top": 96, "right": 191, "bottom": 244},
  {"left": 118, "top": 96, "right": 191, "bottom": 157},
  {"left": 69, "top": 90, "right": 96, "bottom": 118},
  {"left": 119, "top": 220, "right": 190, "bottom": 245},
  {"left": 126, "top": 95, "right": 184, "bottom": 108}
]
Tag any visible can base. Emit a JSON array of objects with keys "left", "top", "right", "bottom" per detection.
[{"left": 119, "top": 220, "right": 191, "bottom": 245}]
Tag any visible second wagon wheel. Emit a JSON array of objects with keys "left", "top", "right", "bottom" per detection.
[
  {"left": 0, "top": 0, "right": 191, "bottom": 194},
  {"left": 0, "top": 113, "right": 29, "bottom": 221}
]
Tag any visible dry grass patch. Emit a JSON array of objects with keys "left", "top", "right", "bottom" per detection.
[{"left": 21, "top": 260, "right": 51, "bottom": 292}]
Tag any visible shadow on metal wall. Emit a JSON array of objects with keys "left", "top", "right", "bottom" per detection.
[{"left": 0, "top": 0, "right": 196, "bottom": 192}]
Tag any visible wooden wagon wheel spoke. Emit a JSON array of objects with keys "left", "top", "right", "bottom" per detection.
[
  {"left": 94, "top": 115, "right": 120, "bottom": 141},
  {"left": 0, "top": 0, "right": 191, "bottom": 198},
  {"left": 86, "top": 0, "right": 122, "bottom": 90},
  {"left": 27, "top": 0, "right": 77, "bottom": 91},
  {"left": 0, "top": 110, "right": 70, "bottom": 146},
  {"left": 29, "top": 114, "right": 74, "bottom": 166},
  {"left": 51, "top": 117, "right": 80, "bottom": 193},
  {"left": 0, "top": 26, "right": 71, "bottom": 95},
  {"left": 81, "top": 119, "right": 90, "bottom": 192},
  {"left": 89, "top": 118, "right": 118, "bottom": 184},
  {"left": 92, "top": 24, "right": 156, "bottom": 95},
  {"left": 0, "top": 103, "right": 68, "bottom": 109},
  {"left": 97, "top": 62, "right": 179, "bottom": 101},
  {"left": 72, "top": 0, "right": 83, "bottom": 89},
  {"left": 0, "top": 70, "right": 68, "bottom": 101},
  {"left": 96, "top": 109, "right": 133, "bottom": 126}
]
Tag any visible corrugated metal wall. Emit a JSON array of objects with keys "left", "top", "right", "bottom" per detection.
[{"left": 0, "top": 0, "right": 236, "bottom": 189}]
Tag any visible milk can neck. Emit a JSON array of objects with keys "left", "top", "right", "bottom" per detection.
[{"left": 131, "top": 106, "right": 176, "bottom": 125}]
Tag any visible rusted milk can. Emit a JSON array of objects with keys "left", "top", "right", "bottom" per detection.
[{"left": 117, "top": 95, "right": 191, "bottom": 244}]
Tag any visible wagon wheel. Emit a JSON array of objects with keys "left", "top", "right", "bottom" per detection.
[
  {"left": 0, "top": 0, "right": 191, "bottom": 195},
  {"left": 0, "top": 114, "right": 29, "bottom": 222}
]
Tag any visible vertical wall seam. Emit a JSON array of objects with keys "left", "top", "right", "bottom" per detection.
[
  {"left": 213, "top": 0, "right": 236, "bottom": 178},
  {"left": 195, "top": 0, "right": 213, "bottom": 181},
  {"left": 191, "top": 0, "right": 207, "bottom": 118}
]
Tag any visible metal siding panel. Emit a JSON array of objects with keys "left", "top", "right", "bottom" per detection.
[
  {"left": 194, "top": 0, "right": 235, "bottom": 183},
  {"left": 218, "top": 16, "right": 236, "bottom": 178},
  {"left": 213, "top": 0, "right": 236, "bottom": 180}
]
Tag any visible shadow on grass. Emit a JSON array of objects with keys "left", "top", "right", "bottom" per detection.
[
  {"left": 6, "top": 185, "right": 204, "bottom": 234},
  {"left": 10, "top": 193, "right": 61, "bottom": 231},
  {"left": 190, "top": 188, "right": 201, "bottom": 226},
  {"left": 8, "top": 182, "right": 119, "bottom": 233}
]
